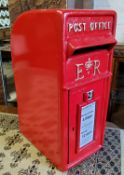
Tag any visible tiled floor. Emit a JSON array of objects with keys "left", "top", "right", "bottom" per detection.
[{"left": 0, "top": 112, "right": 122, "bottom": 175}]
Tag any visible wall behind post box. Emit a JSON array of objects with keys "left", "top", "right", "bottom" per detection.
[
  {"left": 0, "top": 0, "right": 11, "bottom": 40},
  {"left": 8, "top": 0, "right": 35, "bottom": 26},
  {"left": 8, "top": 0, "right": 66, "bottom": 26},
  {"left": 67, "top": 0, "right": 93, "bottom": 9},
  {"left": 8, "top": 0, "right": 93, "bottom": 27}
]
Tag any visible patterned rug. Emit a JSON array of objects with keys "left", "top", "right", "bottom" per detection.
[{"left": 0, "top": 112, "right": 121, "bottom": 175}]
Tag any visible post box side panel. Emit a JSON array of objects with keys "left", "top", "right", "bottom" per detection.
[{"left": 11, "top": 11, "right": 65, "bottom": 167}]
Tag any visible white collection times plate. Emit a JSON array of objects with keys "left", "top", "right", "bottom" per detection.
[{"left": 80, "top": 102, "right": 96, "bottom": 148}]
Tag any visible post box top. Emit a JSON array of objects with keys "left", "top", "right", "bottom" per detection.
[
  {"left": 14, "top": 9, "right": 116, "bottom": 27},
  {"left": 13, "top": 9, "right": 116, "bottom": 41},
  {"left": 11, "top": 9, "right": 116, "bottom": 69}
]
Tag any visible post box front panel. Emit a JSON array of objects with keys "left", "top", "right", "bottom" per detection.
[
  {"left": 68, "top": 78, "right": 110, "bottom": 163},
  {"left": 64, "top": 12, "right": 116, "bottom": 167}
]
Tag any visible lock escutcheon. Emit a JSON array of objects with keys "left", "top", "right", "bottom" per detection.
[{"left": 84, "top": 90, "right": 94, "bottom": 101}]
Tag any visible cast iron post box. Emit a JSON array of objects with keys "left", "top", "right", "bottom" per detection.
[{"left": 11, "top": 10, "right": 116, "bottom": 171}]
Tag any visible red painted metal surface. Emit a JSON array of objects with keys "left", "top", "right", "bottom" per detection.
[{"left": 11, "top": 10, "right": 116, "bottom": 171}]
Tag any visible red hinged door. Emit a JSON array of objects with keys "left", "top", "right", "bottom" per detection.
[{"left": 68, "top": 73, "right": 110, "bottom": 163}]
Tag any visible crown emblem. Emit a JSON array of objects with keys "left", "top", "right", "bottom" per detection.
[{"left": 85, "top": 58, "right": 93, "bottom": 70}]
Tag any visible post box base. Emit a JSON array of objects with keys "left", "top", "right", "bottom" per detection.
[{"left": 58, "top": 145, "right": 102, "bottom": 171}]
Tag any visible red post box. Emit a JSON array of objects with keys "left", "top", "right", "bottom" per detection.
[{"left": 11, "top": 10, "right": 116, "bottom": 171}]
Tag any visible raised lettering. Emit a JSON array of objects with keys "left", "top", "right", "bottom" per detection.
[
  {"left": 108, "top": 21, "right": 111, "bottom": 29},
  {"left": 75, "top": 63, "right": 84, "bottom": 81},
  {"left": 68, "top": 23, "right": 73, "bottom": 32},
  {"left": 93, "top": 60, "right": 100, "bottom": 75}
]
